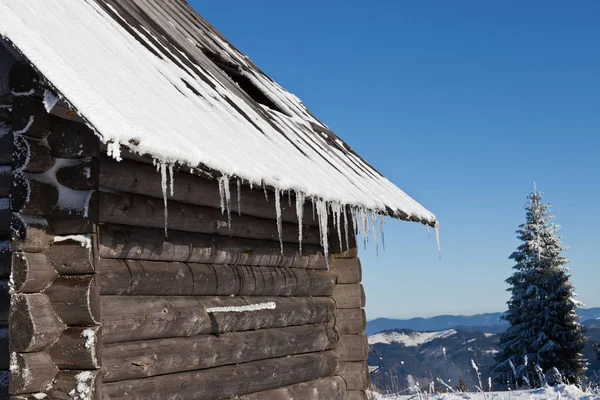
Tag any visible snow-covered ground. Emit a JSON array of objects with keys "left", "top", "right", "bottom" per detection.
[{"left": 368, "top": 385, "right": 600, "bottom": 400}]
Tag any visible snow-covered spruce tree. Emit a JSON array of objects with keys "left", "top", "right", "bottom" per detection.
[{"left": 494, "top": 187, "right": 586, "bottom": 387}]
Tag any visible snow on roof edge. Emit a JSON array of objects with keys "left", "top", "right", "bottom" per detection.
[
  {"left": 0, "top": 1, "right": 439, "bottom": 234},
  {"left": 3, "top": 37, "right": 438, "bottom": 231}
]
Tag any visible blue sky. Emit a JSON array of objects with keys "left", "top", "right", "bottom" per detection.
[{"left": 190, "top": 1, "right": 600, "bottom": 319}]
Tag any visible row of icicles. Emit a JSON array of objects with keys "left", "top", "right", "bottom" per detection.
[{"left": 153, "top": 160, "right": 439, "bottom": 263}]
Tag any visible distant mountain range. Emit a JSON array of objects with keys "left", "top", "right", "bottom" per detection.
[
  {"left": 366, "top": 307, "right": 600, "bottom": 335},
  {"left": 367, "top": 326, "right": 600, "bottom": 393}
]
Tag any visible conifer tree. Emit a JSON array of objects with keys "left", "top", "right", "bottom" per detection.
[{"left": 494, "top": 187, "right": 586, "bottom": 387}]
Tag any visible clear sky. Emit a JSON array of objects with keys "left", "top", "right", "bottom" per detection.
[{"left": 190, "top": 0, "right": 600, "bottom": 319}]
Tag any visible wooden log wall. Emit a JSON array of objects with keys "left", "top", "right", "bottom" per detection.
[
  {"left": 2, "top": 62, "right": 371, "bottom": 400},
  {"left": 0, "top": 41, "right": 15, "bottom": 399},
  {"left": 331, "top": 241, "right": 371, "bottom": 399},
  {"left": 6, "top": 62, "right": 102, "bottom": 399},
  {"left": 96, "top": 149, "right": 351, "bottom": 399}
]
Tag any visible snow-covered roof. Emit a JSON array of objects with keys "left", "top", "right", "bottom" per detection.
[{"left": 0, "top": 0, "right": 437, "bottom": 229}]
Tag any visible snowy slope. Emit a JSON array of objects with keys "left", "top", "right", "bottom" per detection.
[
  {"left": 369, "top": 330, "right": 458, "bottom": 347},
  {"left": 369, "top": 385, "right": 600, "bottom": 399}
]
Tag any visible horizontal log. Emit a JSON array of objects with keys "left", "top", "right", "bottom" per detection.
[
  {"left": 0, "top": 329, "right": 7, "bottom": 369},
  {"left": 9, "top": 293, "right": 65, "bottom": 352},
  {"left": 10, "top": 173, "right": 58, "bottom": 215},
  {"left": 10, "top": 369, "right": 101, "bottom": 399},
  {"left": 98, "top": 259, "right": 335, "bottom": 297},
  {"left": 9, "top": 352, "right": 58, "bottom": 395},
  {"left": 336, "top": 334, "right": 369, "bottom": 362},
  {"left": 331, "top": 257, "right": 362, "bottom": 284},
  {"left": 11, "top": 252, "right": 58, "bottom": 293},
  {"left": 102, "top": 295, "right": 335, "bottom": 343},
  {"left": 0, "top": 280, "right": 7, "bottom": 325},
  {"left": 329, "top": 212, "right": 357, "bottom": 257},
  {"left": 102, "top": 322, "right": 337, "bottom": 382},
  {"left": 46, "top": 199, "right": 98, "bottom": 235},
  {"left": 48, "top": 326, "right": 101, "bottom": 370},
  {"left": 12, "top": 97, "right": 52, "bottom": 139},
  {"left": 13, "top": 134, "right": 55, "bottom": 174},
  {"left": 56, "top": 158, "right": 97, "bottom": 190},
  {"left": 46, "top": 238, "right": 97, "bottom": 274},
  {"left": 347, "top": 391, "right": 367, "bottom": 400},
  {"left": 0, "top": 168, "right": 10, "bottom": 197},
  {"left": 10, "top": 216, "right": 54, "bottom": 253},
  {"left": 99, "top": 224, "right": 327, "bottom": 269},
  {"left": 0, "top": 132, "right": 13, "bottom": 165},
  {"left": 100, "top": 157, "right": 317, "bottom": 227},
  {"left": 237, "top": 376, "right": 346, "bottom": 400},
  {"left": 99, "top": 191, "right": 320, "bottom": 245},
  {"left": 333, "top": 284, "right": 366, "bottom": 309},
  {"left": 0, "top": 210, "right": 9, "bottom": 240},
  {"left": 333, "top": 247, "right": 358, "bottom": 259},
  {"left": 47, "top": 118, "right": 100, "bottom": 158},
  {"left": 102, "top": 350, "right": 339, "bottom": 400},
  {"left": 45, "top": 275, "right": 100, "bottom": 325},
  {"left": 9, "top": 62, "right": 40, "bottom": 94},
  {"left": 48, "top": 369, "right": 101, "bottom": 400},
  {"left": 339, "top": 362, "right": 370, "bottom": 391},
  {"left": 7, "top": 230, "right": 95, "bottom": 274},
  {"left": 0, "top": 370, "right": 6, "bottom": 399},
  {"left": 0, "top": 248, "right": 9, "bottom": 279},
  {"left": 336, "top": 308, "right": 366, "bottom": 335}
]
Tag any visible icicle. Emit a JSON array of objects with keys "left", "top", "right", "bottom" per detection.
[
  {"left": 371, "top": 211, "right": 379, "bottom": 257},
  {"left": 379, "top": 214, "right": 386, "bottom": 252},
  {"left": 362, "top": 208, "right": 370, "bottom": 238},
  {"left": 274, "top": 189, "right": 284, "bottom": 254},
  {"left": 351, "top": 207, "right": 358, "bottom": 241},
  {"left": 359, "top": 207, "right": 369, "bottom": 250},
  {"left": 335, "top": 203, "right": 343, "bottom": 253},
  {"left": 295, "top": 190, "right": 305, "bottom": 254},
  {"left": 342, "top": 206, "right": 350, "bottom": 252},
  {"left": 262, "top": 183, "right": 268, "bottom": 202},
  {"left": 159, "top": 162, "right": 168, "bottom": 238},
  {"left": 315, "top": 199, "right": 330, "bottom": 265},
  {"left": 218, "top": 178, "right": 225, "bottom": 214},
  {"left": 287, "top": 189, "right": 291, "bottom": 208},
  {"left": 237, "top": 179, "right": 242, "bottom": 216},
  {"left": 425, "top": 225, "right": 431, "bottom": 238},
  {"left": 168, "top": 164, "right": 174, "bottom": 196},
  {"left": 219, "top": 176, "right": 232, "bottom": 228},
  {"left": 311, "top": 198, "right": 316, "bottom": 222}
]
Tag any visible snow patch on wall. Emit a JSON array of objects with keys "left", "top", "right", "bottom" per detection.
[
  {"left": 69, "top": 371, "right": 94, "bottom": 400},
  {"left": 53, "top": 235, "right": 91, "bottom": 248},
  {"left": 82, "top": 328, "right": 95, "bottom": 349},
  {"left": 207, "top": 302, "right": 277, "bottom": 313},
  {"left": 13, "top": 115, "right": 34, "bottom": 135},
  {"left": 27, "top": 158, "right": 93, "bottom": 214},
  {"left": 43, "top": 89, "right": 60, "bottom": 112}
]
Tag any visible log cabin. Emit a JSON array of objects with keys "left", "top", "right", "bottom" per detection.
[{"left": 0, "top": 1, "right": 438, "bottom": 399}]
